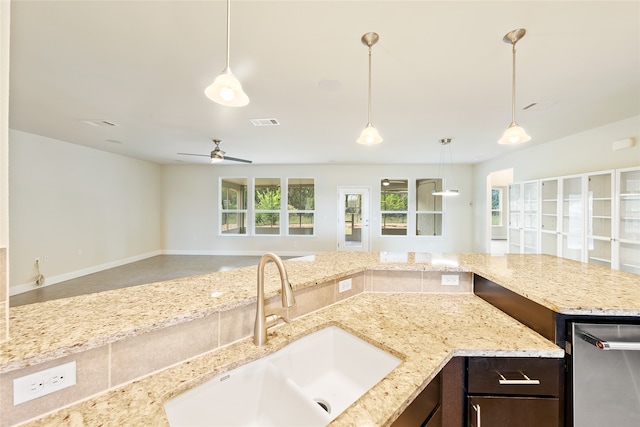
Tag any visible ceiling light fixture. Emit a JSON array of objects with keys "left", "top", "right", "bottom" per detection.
[
  {"left": 382, "top": 179, "right": 390, "bottom": 187},
  {"left": 432, "top": 138, "right": 459, "bottom": 197},
  {"left": 204, "top": 0, "right": 249, "bottom": 107},
  {"left": 357, "top": 32, "right": 382, "bottom": 145},
  {"left": 210, "top": 139, "right": 225, "bottom": 163},
  {"left": 498, "top": 28, "right": 530, "bottom": 145}
]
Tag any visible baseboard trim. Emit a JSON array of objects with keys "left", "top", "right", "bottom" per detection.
[{"left": 9, "top": 251, "right": 162, "bottom": 296}]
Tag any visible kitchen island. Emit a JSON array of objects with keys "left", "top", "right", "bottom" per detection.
[{"left": 1, "top": 252, "right": 638, "bottom": 426}]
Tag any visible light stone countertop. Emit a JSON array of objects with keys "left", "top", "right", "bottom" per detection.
[
  {"left": 19, "top": 293, "right": 564, "bottom": 427},
  {"left": 4, "top": 252, "right": 638, "bottom": 426},
  {"left": 3, "top": 252, "right": 639, "bottom": 372}
]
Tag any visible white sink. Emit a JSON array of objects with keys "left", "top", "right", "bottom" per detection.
[{"left": 164, "top": 326, "right": 401, "bottom": 426}]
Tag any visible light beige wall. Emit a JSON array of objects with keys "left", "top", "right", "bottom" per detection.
[
  {"left": 8, "top": 130, "right": 163, "bottom": 293},
  {"left": 1, "top": 0, "right": 10, "bottom": 341},
  {"left": 162, "top": 163, "right": 475, "bottom": 255},
  {"left": 472, "top": 115, "right": 640, "bottom": 252}
]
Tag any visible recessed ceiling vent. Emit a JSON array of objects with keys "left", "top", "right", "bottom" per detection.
[
  {"left": 250, "top": 118, "right": 280, "bottom": 127},
  {"left": 81, "top": 119, "right": 119, "bottom": 127}
]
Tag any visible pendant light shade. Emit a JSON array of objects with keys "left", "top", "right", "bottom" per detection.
[
  {"left": 357, "top": 32, "right": 382, "bottom": 145},
  {"left": 432, "top": 138, "right": 459, "bottom": 197},
  {"left": 204, "top": 0, "right": 249, "bottom": 107},
  {"left": 498, "top": 28, "right": 530, "bottom": 145},
  {"left": 357, "top": 124, "right": 383, "bottom": 145}
]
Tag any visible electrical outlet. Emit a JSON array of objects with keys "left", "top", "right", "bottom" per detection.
[
  {"left": 338, "top": 278, "right": 352, "bottom": 293},
  {"left": 441, "top": 274, "right": 459, "bottom": 286},
  {"left": 13, "top": 361, "right": 76, "bottom": 405}
]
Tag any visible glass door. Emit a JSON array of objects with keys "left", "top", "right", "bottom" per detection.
[
  {"left": 561, "top": 175, "right": 584, "bottom": 261},
  {"left": 540, "top": 178, "right": 559, "bottom": 256},
  {"left": 617, "top": 167, "right": 640, "bottom": 273},
  {"left": 337, "top": 187, "right": 370, "bottom": 251},
  {"left": 586, "top": 171, "right": 614, "bottom": 267}
]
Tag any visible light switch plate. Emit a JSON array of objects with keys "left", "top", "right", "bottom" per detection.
[{"left": 13, "top": 361, "right": 76, "bottom": 405}]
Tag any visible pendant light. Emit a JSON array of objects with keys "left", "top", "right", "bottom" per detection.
[
  {"left": 357, "top": 32, "right": 383, "bottom": 145},
  {"left": 432, "top": 138, "right": 459, "bottom": 197},
  {"left": 498, "top": 28, "right": 530, "bottom": 145},
  {"left": 204, "top": 0, "right": 249, "bottom": 107}
]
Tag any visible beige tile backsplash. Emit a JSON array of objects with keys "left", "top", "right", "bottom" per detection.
[
  {"left": 3, "top": 270, "right": 471, "bottom": 426},
  {"left": 110, "top": 314, "right": 219, "bottom": 386}
]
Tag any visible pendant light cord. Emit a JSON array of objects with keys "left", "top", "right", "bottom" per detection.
[
  {"left": 225, "top": 0, "right": 231, "bottom": 69},
  {"left": 367, "top": 45, "right": 373, "bottom": 126},
  {"left": 510, "top": 43, "right": 517, "bottom": 124}
]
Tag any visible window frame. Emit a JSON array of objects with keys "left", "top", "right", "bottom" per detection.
[
  {"left": 286, "top": 177, "right": 315, "bottom": 236},
  {"left": 380, "top": 179, "right": 409, "bottom": 237},
  {"left": 219, "top": 177, "right": 249, "bottom": 236},
  {"left": 491, "top": 187, "right": 503, "bottom": 227},
  {"left": 415, "top": 178, "right": 445, "bottom": 238},
  {"left": 253, "top": 177, "right": 282, "bottom": 236}
]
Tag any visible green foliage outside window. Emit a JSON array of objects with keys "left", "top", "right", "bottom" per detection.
[{"left": 255, "top": 186, "right": 281, "bottom": 227}]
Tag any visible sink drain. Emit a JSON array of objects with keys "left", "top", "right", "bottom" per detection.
[{"left": 314, "top": 398, "right": 331, "bottom": 414}]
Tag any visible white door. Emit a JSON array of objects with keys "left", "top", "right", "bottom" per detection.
[{"left": 337, "top": 187, "right": 370, "bottom": 251}]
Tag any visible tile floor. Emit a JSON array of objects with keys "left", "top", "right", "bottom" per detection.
[{"left": 10, "top": 255, "right": 272, "bottom": 307}]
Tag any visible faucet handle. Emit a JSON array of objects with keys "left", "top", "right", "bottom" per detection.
[{"left": 264, "top": 313, "right": 291, "bottom": 329}]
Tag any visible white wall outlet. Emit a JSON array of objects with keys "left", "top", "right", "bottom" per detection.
[
  {"left": 338, "top": 278, "right": 352, "bottom": 293},
  {"left": 441, "top": 274, "right": 459, "bottom": 286},
  {"left": 13, "top": 361, "right": 76, "bottom": 405}
]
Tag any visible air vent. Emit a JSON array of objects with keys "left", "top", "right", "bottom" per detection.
[
  {"left": 250, "top": 118, "right": 280, "bottom": 127},
  {"left": 81, "top": 119, "right": 119, "bottom": 127}
]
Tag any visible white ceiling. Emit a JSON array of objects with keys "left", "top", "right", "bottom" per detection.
[{"left": 8, "top": 0, "right": 640, "bottom": 165}]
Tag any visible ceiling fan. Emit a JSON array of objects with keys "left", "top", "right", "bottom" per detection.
[{"left": 178, "top": 139, "right": 253, "bottom": 164}]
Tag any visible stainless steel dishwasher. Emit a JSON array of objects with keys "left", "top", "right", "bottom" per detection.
[{"left": 572, "top": 323, "right": 640, "bottom": 427}]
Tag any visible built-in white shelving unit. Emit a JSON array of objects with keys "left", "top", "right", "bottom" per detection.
[{"left": 508, "top": 166, "right": 639, "bottom": 274}]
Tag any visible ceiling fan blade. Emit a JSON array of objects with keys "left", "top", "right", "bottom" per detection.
[
  {"left": 177, "top": 152, "right": 210, "bottom": 157},
  {"left": 223, "top": 156, "right": 253, "bottom": 164}
]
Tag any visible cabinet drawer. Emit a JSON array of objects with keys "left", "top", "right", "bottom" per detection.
[
  {"left": 468, "top": 396, "right": 560, "bottom": 427},
  {"left": 467, "top": 357, "right": 562, "bottom": 397}
]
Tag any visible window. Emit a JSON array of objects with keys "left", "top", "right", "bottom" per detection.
[
  {"left": 220, "top": 178, "right": 248, "bottom": 235},
  {"left": 380, "top": 179, "right": 408, "bottom": 235},
  {"left": 491, "top": 188, "right": 503, "bottom": 226},
  {"left": 254, "top": 178, "right": 281, "bottom": 235},
  {"left": 416, "top": 179, "right": 443, "bottom": 236},
  {"left": 287, "top": 178, "right": 315, "bottom": 235}
]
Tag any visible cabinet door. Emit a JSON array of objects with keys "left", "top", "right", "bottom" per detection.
[
  {"left": 617, "top": 166, "right": 640, "bottom": 273},
  {"left": 586, "top": 171, "right": 614, "bottom": 267},
  {"left": 540, "top": 179, "right": 560, "bottom": 256},
  {"left": 468, "top": 396, "right": 560, "bottom": 427},
  {"left": 560, "top": 175, "right": 584, "bottom": 261}
]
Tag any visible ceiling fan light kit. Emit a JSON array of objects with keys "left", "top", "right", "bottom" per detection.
[
  {"left": 357, "top": 32, "right": 383, "bottom": 145},
  {"left": 178, "top": 139, "right": 252, "bottom": 164},
  {"left": 204, "top": 0, "right": 249, "bottom": 107},
  {"left": 498, "top": 28, "right": 530, "bottom": 145}
]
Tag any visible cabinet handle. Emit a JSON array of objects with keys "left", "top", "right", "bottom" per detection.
[
  {"left": 497, "top": 371, "right": 540, "bottom": 385},
  {"left": 472, "top": 403, "right": 481, "bottom": 427}
]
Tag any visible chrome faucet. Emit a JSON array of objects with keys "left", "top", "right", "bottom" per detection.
[{"left": 254, "top": 253, "right": 296, "bottom": 346}]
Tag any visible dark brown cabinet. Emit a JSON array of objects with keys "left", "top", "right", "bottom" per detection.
[
  {"left": 466, "top": 357, "right": 563, "bottom": 427},
  {"left": 392, "top": 371, "right": 442, "bottom": 427}
]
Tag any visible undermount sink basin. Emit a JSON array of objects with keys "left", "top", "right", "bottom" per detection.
[{"left": 164, "top": 326, "right": 401, "bottom": 426}]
